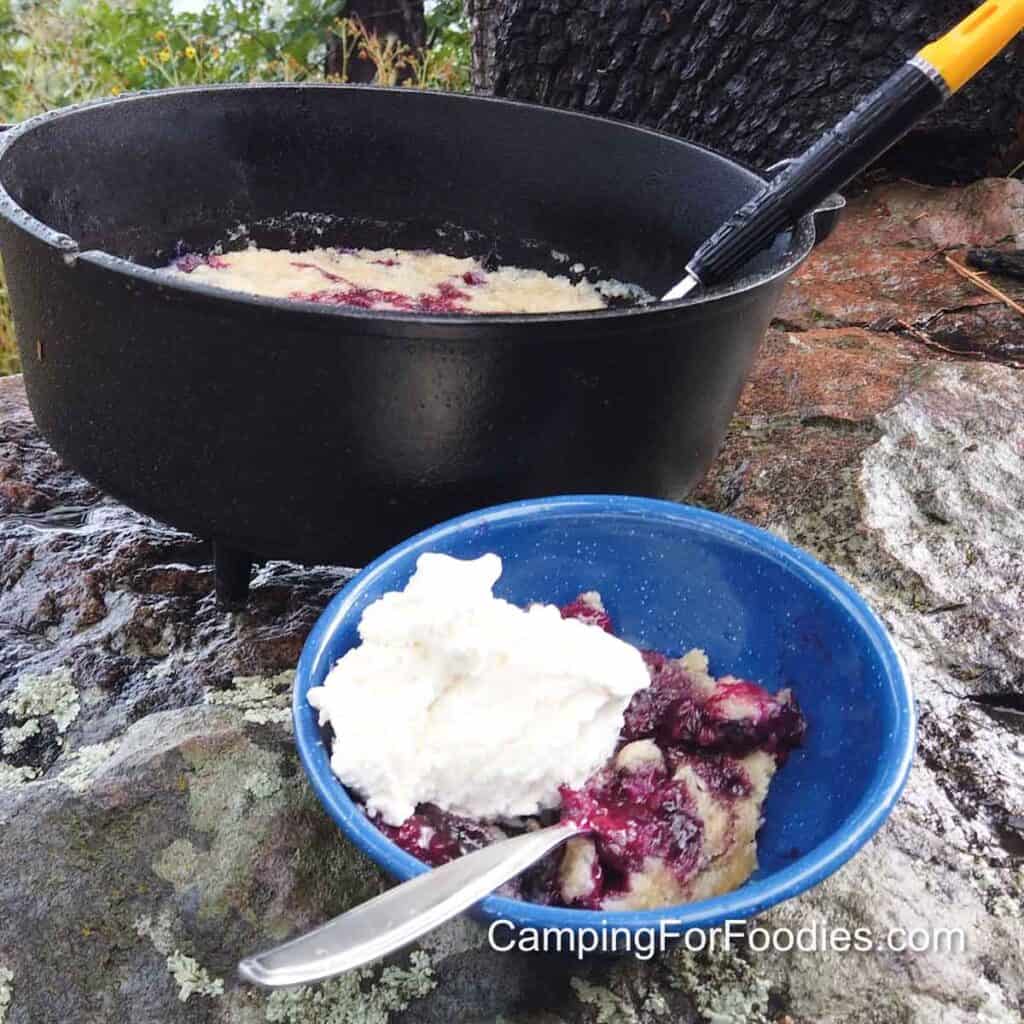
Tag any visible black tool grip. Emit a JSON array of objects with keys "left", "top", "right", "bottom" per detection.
[{"left": 687, "top": 60, "right": 947, "bottom": 288}]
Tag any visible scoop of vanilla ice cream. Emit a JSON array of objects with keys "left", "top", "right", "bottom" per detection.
[{"left": 307, "top": 552, "right": 650, "bottom": 825}]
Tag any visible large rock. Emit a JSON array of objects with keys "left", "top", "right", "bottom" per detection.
[{"left": 1, "top": 180, "right": 1022, "bottom": 1022}]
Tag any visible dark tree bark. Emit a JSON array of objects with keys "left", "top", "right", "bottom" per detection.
[
  {"left": 487, "top": 0, "right": 1024, "bottom": 182},
  {"left": 326, "top": 0, "right": 427, "bottom": 82},
  {"left": 466, "top": 0, "right": 502, "bottom": 93}
]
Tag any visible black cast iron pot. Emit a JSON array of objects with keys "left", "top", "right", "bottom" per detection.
[{"left": 0, "top": 85, "right": 830, "bottom": 602}]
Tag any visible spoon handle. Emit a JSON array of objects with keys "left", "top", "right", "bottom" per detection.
[
  {"left": 238, "top": 822, "right": 585, "bottom": 988},
  {"left": 663, "top": 0, "right": 1024, "bottom": 301}
]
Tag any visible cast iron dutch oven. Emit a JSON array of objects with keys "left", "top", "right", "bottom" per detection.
[{"left": 0, "top": 85, "right": 827, "bottom": 600}]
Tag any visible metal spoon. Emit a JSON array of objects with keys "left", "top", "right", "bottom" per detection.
[{"left": 238, "top": 821, "right": 586, "bottom": 988}]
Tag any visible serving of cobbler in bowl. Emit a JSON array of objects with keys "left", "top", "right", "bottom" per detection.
[{"left": 294, "top": 496, "right": 914, "bottom": 938}]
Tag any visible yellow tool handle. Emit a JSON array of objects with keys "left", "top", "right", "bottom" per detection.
[
  {"left": 917, "top": 0, "right": 1024, "bottom": 93},
  {"left": 671, "top": 0, "right": 1023, "bottom": 295}
]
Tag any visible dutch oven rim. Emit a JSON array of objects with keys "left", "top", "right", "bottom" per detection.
[{"left": 0, "top": 82, "right": 817, "bottom": 330}]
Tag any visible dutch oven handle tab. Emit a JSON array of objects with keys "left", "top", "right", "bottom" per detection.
[{"left": 765, "top": 159, "right": 845, "bottom": 248}]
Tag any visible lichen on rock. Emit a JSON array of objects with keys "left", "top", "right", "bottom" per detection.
[
  {"left": 165, "top": 950, "right": 224, "bottom": 1002},
  {"left": 264, "top": 950, "right": 435, "bottom": 1024},
  {"left": 0, "top": 964, "right": 12, "bottom": 1024},
  {"left": 134, "top": 910, "right": 177, "bottom": 956},
  {"left": 0, "top": 718, "right": 39, "bottom": 756},
  {"left": 135, "top": 911, "right": 224, "bottom": 1003},
  {"left": 570, "top": 977, "right": 641, "bottom": 1024},
  {"left": 0, "top": 763, "right": 37, "bottom": 789},
  {"left": 58, "top": 739, "right": 118, "bottom": 792},
  {"left": 206, "top": 671, "right": 295, "bottom": 726},
  {"left": 153, "top": 838, "right": 201, "bottom": 888},
  {"left": 242, "top": 767, "right": 284, "bottom": 800},
  {"left": 665, "top": 947, "right": 771, "bottom": 1024},
  {"left": 375, "top": 952, "right": 438, "bottom": 1011},
  {"left": 2, "top": 666, "right": 79, "bottom": 734}
]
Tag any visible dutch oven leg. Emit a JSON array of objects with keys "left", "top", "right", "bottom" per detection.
[{"left": 213, "top": 542, "right": 254, "bottom": 609}]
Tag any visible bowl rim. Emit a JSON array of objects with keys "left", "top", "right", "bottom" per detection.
[
  {"left": 293, "top": 495, "right": 915, "bottom": 933},
  {"left": 0, "top": 83, "right": 815, "bottom": 329}
]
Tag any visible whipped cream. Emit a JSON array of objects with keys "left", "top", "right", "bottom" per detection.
[{"left": 307, "top": 552, "right": 650, "bottom": 825}]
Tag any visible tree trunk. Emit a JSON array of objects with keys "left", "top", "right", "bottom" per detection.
[
  {"left": 487, "top": 0, "right": 1024, "bottom": 182},
  {"left": 326, "top": 0, "right": 427, "bottom": 83},
  {"left": 466, "top": 0, "right": 502, "bottom": 93}
]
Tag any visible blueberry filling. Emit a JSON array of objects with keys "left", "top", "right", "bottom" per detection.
[
  {"left": 356, "top": 594, "right": 805, "bottom": 909},
  {"left": 373, "top": 803, "right": 495, "bottom": 868},
  {"left": 174, "top": 252, "right": 228, "bottom": 273}
]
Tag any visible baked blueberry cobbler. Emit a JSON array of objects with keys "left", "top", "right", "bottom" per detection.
[
  {"left": 166, "top": 246, "right": 652, "bottom": 314},
  {"left": 308, "top": 554, "right": 805, "bottom": 912}
]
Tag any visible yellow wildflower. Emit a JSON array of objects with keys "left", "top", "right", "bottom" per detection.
[
  {"left": 184, "top": 45, "right": 197, "bottom": 59},
  {"left": 158, "top": 48, "right": 172, "bottom": 63},
  {"left": 138, "top": 54, "right": 148, "bottom": 68},
  {"left": 153, "top": 30, "right": 167, "bottom": 42},
  {"left": 110, "top": 85, "right": 122, "bottom": 96}
]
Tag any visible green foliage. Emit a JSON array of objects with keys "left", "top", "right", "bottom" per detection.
[
  {"left": 425, "top": 0, "right": 470, "bottom": 90},
  {"left": 0, "top": 0, "right": 470, "bottom": 120},
  {"left": 0, "top": 256, "right": 18, "bottom": 377},
  {"left": 0, "top": 0, "right": 351, "bottom": 119}
]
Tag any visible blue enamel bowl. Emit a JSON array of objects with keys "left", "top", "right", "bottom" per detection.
[{"left": 293, "top": 496, "right": 914, "bottom": 937}]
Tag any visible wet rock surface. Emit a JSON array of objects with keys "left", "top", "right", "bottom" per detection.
[{"left": 1, "top": 181, "right": 1023, "bottom": 1023}]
